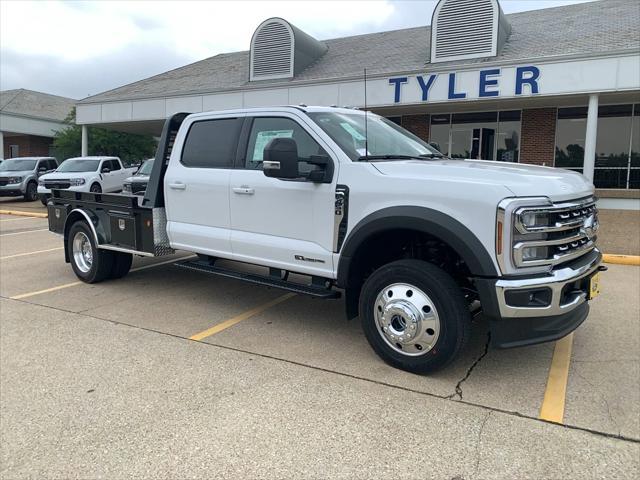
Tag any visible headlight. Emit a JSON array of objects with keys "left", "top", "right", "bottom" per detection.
[
  {"left": 518, "top": 211, "right": 549, "bottom": 231},
  {"left": 497, "top": 196, "right": 598, "bottom": 275},
  {"left": 7, "top": 176, "right": 22, "bottom": 184},
  {"left": 69, "top": 178, "right": 86, "bottom": 186},
  {"left": 122, "top": 183, "right": 132, "bottom": 193},
  {"left": 38, "top": 179, "right": 45, "bottom": 186}
]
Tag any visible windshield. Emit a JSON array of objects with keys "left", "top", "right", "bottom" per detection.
[
  {"left": 137, "top": 159, "right": 154, "bottom": 175},
  {"left": 56, "top": 159, "right": 100, "bottom": 172},
  {"left": 307, "top": 112, "right": 443, "bottom": 161},
  {"left": 0, "top": 159, "right": 37, "bottom": 171}
]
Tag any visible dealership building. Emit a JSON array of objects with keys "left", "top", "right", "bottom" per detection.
[
  {"left": 1, "top": 89, "right": 75, "bottom": 159},
  {"left": 75, "top": 0, "right": 639, "bottom": 207}
]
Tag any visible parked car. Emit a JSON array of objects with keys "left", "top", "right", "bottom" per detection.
[
  {"left": 122, "top": 158, "right": 154, "bottom": 195},
  {"left": 38, "top": 156, "right": 137, "bottom": 204},
  {"left": 47, "top": 107, "right": 604, "bottom": 373},
  {"left": 0, "top": 157, "right": 58, "bottom": 201}
]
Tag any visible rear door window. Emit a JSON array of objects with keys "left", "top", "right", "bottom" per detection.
[
  {"left": 109, "top": 159, "right": 121, "bottom": 171},
  {"left": 181, "top": 118, "right": 243, "bottom": 168}
]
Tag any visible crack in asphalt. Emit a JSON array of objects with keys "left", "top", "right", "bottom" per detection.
[
  {"left": 574, "top": 370, "right": 621, "bottom": 437},
  {"left": 447, "top": 332, "right": 491, "bottom": 400},
  {"left": 3, "top": 295, "right": 639, "bottom": 445},
  {"left": 473, "top": 411, "right": 492, "bottom": 480}
]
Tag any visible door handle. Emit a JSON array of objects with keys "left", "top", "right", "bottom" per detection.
[
  {"left": 168, "top": 182, "right": 186, "bottom": 190},
  {"left": 233, "top": 186, "right": 255, "bottom": 195}
]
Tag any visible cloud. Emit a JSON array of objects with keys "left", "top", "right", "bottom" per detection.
[{"left": 1, "top": 0, "right": 592, "bottom": 99}]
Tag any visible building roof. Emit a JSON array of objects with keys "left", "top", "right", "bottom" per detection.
[
  {"left": 80, "top": 0, "right": 640, "bottom": 104},
  {"left": 0, "top": 89, "right": 76, "bottom": 122}
]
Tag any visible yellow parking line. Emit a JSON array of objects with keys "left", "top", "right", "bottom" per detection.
[
  {"left": 0, "top": 228, "right": 49, "bottom": 237},
  {"left": 539, "top": 332, "right": 574, "bottom": 423},
  {"left": 9, "top": 256, "right": 195, "bottom": 300},
  {"left": 10, "top": 281, "right": 83, "bottom": 300},
  {"left": 0, "top": 216, "right": 42, "bottom": 223},
  {"left": 190, "top": 293, "right": 296, "bottom": 341},
  {"left": 0, "top": 210, "right": 48, "bottom": 218},
  {"left": 0, "top": 247, "right": 64, "bottom": 260}
]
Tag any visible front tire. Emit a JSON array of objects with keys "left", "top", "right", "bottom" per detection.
[
  {"left": 359, "top": 259, "right": 471, "bottom": 374},
  {"left": 24, "top": 181, "right": 38, "bottom": 201},
  {"left": 90, "top": 183, "right": 102, "bottom": 193},
  {"left": 67, "top": 221, "right": 114, "bottom": 283}
]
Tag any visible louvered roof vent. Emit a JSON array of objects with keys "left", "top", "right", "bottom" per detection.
[
  {"left": 430, "top": 0, "right": 511, "bottom": 63},
  {"left": 250, "top": 18, "right": 328, "bottom": 82}
]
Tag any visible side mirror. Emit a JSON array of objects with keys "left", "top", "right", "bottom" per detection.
[
  {"left": 101, "top": 167, "right": 111, "bottom": 174},
  {"left": 38, "top": 167, "right": 47, "bottom": 172},
  {"left": 263, "top": 138, "right": 299, "bottom": 179},
  {"left": 428, "top": 141, "right": 441, "bottom": 152}
]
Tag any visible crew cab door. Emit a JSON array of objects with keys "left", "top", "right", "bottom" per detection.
[
  {"left": 229, "top": 114, "right": 338, "bottom": 277},
  {"left": 164, "top": 115, "right": 244, "bottom": 257}
]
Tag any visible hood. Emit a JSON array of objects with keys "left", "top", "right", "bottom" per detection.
[
  {"left": 125, "top": 174, "right": 150, "bottom": 183},
  {"left": 371, "top": 159, "right": 594, "bottom": 201},
  {"left": 0, "top": 170, "right": 34, "bottom": 177},
  {"left": 40, "top": 171, "right": 96, "bottom": 180}
]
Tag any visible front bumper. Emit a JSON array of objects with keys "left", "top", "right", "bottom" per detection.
[
  {"left": 476, "top": 248, "right": 603, "bottom": 348},
  {"left": 0, "top": 183, "right": 26, "bottom": 196}
]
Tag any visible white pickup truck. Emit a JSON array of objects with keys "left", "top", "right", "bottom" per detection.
[
  {"left": 38, "top": 156, "right": 136, "bottom": 204},
  {"left": 47, "top": 107, "right": 604, "bottom": 373}
]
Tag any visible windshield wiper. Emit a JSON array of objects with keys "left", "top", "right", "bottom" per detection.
[{"left": 358, "top": 154, "right": 443, "bottom": 161}]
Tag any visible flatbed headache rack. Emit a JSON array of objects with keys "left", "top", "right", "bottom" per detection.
[{"left": 47, "top": 113, "right": 189, "bottom": 257}]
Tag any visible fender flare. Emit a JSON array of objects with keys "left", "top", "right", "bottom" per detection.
[
  {"left": 63, "top": 209, "right": 107, "bottom": 262},
  {"left": 336, "top": 206, "right": 498, "bottom": 288}
]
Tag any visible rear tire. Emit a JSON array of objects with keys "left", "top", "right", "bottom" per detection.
[
  {"left": 359, "top": 259, "right": 471, "bottom": 374},
  {"left": 24, "top": 181, "right": 37, "bottom": 201},
  {"left": 109, "top": 252, "right": 132, "bottom": 279},
  {"left": 67, "top": 221, "right": 114, "bottom": 283}
]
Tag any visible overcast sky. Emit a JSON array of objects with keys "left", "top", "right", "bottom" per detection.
[{"left": 0, "top": 0, "right": 593, "bottom": 100}]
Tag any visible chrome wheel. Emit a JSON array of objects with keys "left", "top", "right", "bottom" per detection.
[
  {"left": 72, "top": 231, "right": 93, "bottom": 273},
  {"left": 374, "top": 283, "right": 440, "bottom": 356}
]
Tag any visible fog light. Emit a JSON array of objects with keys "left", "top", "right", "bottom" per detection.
[{"left": 505, "top": 288, "right": 552, "bottom": 308}]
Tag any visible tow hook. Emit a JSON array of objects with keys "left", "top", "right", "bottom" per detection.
[{"left": 598, "top": 265, "right": 608, "bottom": 272}]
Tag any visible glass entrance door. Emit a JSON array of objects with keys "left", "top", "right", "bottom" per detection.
[{"left": 450, "top": 127, "right": 495, "bottom": 160}]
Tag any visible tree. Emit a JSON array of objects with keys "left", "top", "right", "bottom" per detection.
[{"left": 52, "top": 108, "right": 157, "bottom": 165}]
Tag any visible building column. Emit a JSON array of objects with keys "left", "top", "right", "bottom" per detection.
[
  {"left": 81, "top": 125, "right": 88, "bottom": 156},
  {"left": 519, "top": 108, "right": 557, "bottom": 166},
  {"left": 0, "top": 131, "right": 4, "bottom": 159},
  {"left": 583, "top": 94, "right": 599, "bottom": 182}
]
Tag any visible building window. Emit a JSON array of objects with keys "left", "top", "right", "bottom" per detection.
[
  {"left": 9, "top": 145, "right": 19, "bottom": 158},
  {"left": 555, "top": 104, "right": 639, "bottom": 189},
  {"left": 429, "top": 110, "right": 520, "bottom": 161}
]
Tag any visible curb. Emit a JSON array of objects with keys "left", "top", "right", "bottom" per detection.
[
  {"left": 0, "top": 209, "right": 48, "bottom": 219},
  {"left": 602, "top": 254, "right": 640, "bottom": 266}
]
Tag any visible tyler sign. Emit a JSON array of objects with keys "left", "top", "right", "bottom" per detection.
[{"left": 388, "top": 65, "right": 540, "bottom": 104}]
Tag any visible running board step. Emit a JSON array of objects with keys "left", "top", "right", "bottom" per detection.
[{"left": 175, "top": 260, "right": 341, "bottom": 299}]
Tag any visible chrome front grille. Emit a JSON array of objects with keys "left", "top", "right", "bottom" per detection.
[{"left": 512, "top": 197, "right": 598, "bottom": 268}]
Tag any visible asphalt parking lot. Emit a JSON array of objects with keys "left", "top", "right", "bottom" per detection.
[{"left": 1, "top": 207, "right": 639, "bottom": 479}]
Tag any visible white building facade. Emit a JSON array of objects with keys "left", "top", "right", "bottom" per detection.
[{"left": 75, "top": 0, "right": 640, "bottom": 206}]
